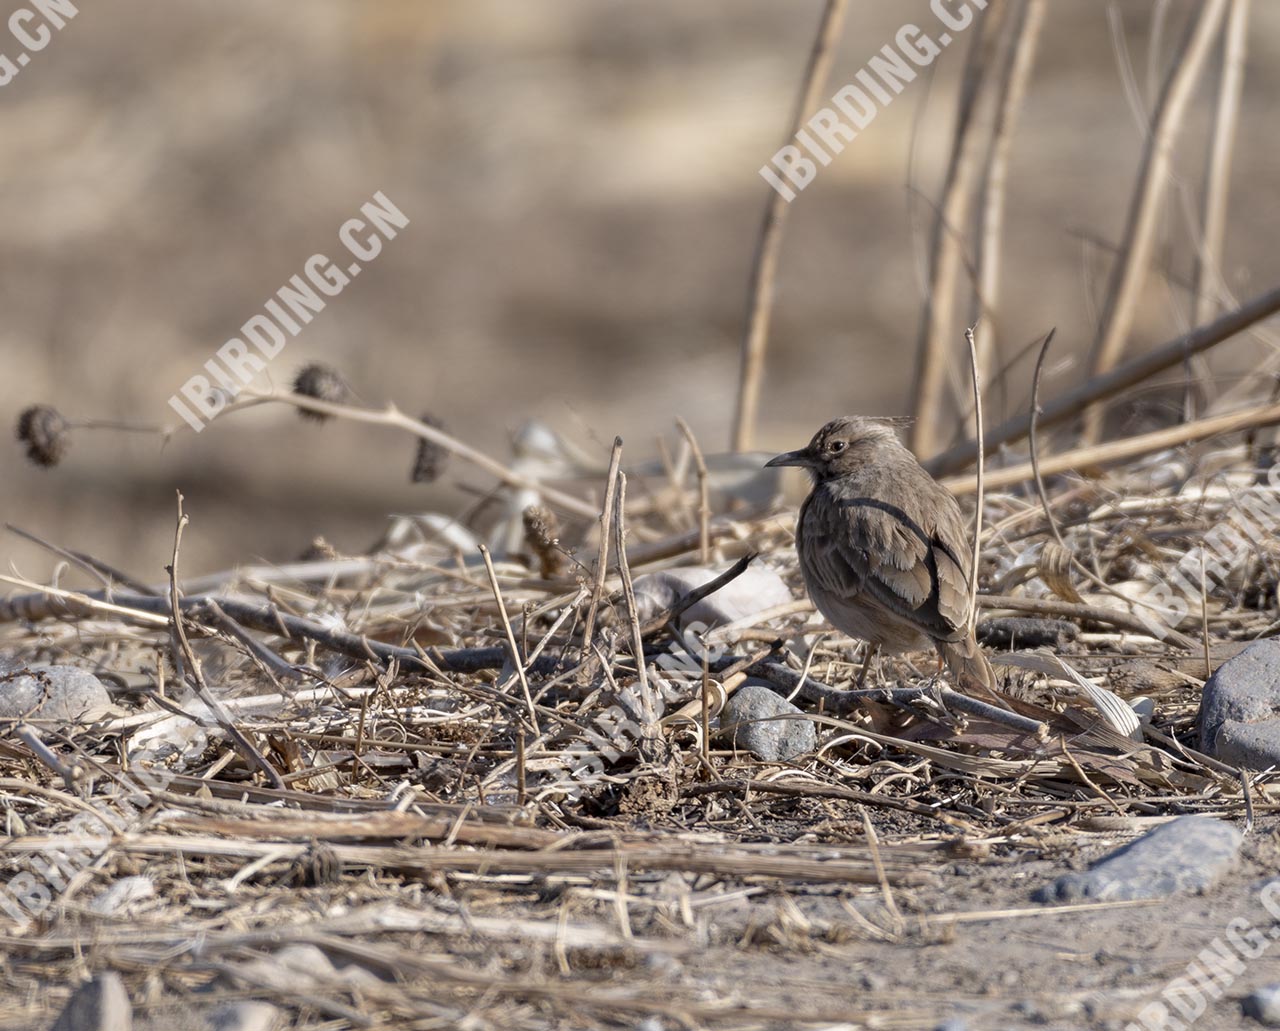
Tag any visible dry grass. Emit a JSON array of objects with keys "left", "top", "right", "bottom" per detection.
[
  {"left": 4, "top": 7, "right": 1279, "bottom": 1027},
  {"left": 1, "top": 411, "right": 1278, "bottom": 1029}
]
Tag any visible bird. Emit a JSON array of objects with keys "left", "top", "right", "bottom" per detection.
[{"left": 765, "top": 416, "right": 1000, "bottom": 701}]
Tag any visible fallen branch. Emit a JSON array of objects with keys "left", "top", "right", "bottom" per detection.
[
  {"left": 942, "top": 398, "right": 1280, "bottom": 495},
  {"left": 925, "top": 282, "right": 1280, "bottom": 477}
]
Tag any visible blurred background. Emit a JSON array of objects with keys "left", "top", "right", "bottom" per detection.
[{"left": 3, "top": 0, "right": 1278, "bottom": 578}]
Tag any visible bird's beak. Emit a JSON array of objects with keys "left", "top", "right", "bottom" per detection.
[{"left": 765, "top": 448, "right": 814, "bottom": 469}]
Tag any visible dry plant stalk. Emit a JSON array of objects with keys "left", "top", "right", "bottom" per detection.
[
  {"left": 612, "top": 471, "right": 658, "bottom": 752},
  {"left": 676, "top": 417, "right": 711, "bottom": 563},
  {"left": 1193, "top": 0, "right": 1249, "bottom": 329},
  {"left": 964, "top": 324, "right": 984, "bottom": 635},
  {"left": 926, "top": 281, "right": 1280, "bottom": 478},
  {"left": 478, "top": 544, "right": 540, "bottom": 736},
  {"left": 731, "top": 0, "right": 849, "bottom": 452},
  {"left": 182, "top": 386, "right": 601, "bottom": 519},
  {"left": 580, "top": 436, "right": 624, "bottom": 655},
  {"left": 944, "top": 396, "right": 1280, "bottom": 495},
  {"left": 970, "top": 0, "right": 1046, "bottom": 385},
  {"left": 910, "top": 2, "right": 1009, "bottom": 459},
  {"left": 166, "top": 491, "right": 283, "bottom": 789},
  {"left": 1023, "top": 330, "right": 1188, "bottom": 639},
  {"left": 1083, "top": 0, "right": 1229, "bottom": 444}
]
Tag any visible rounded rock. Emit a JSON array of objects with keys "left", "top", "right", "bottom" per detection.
[{"left": 720, "top": 682, "right": 815, "bottom": 762}]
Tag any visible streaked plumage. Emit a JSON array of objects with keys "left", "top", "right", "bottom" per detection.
[{"left": 766, "top": 417, "right": 998, "bottom": 698}]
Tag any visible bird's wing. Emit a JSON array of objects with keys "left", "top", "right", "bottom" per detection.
[{"left": 801, "top": 488, "right": 970, "bottom": 642}]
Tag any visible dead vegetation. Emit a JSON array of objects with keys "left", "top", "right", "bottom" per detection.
[
  {"left": 5, "top": 2, "right": 1280, "bottom": 1028},
  {"left": 1, "top": 408, "right": 1279, "bottom": 1027}
]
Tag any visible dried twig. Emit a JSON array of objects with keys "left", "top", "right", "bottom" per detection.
[
  {"left": 581, "top": 436, "right": 624, "bottom": 656},
  {"left": 166, "top": 493, "right": 284, "bottom": 789},
  {"left": 479, "top": 544, "right": 540, "bottom": 736},
  {"left": 5, "top": 524, "right": 155, "bottom": 596},
  {"left": 10, "top": 724, "right": 81, "bottom": 792},
  {"left": 613, "top": 472, "right": 658, "bottom": 751},
  {"left": 182, "top": 387, "right": 600, "bottom": 519},
  {"left": 964, "top": 323, "right": 984, "bottom": 634},
  {"left": 637, "top": 553, "right": 755, "bottom": 638},
  {"left": 945, "top": 397, "right": 1280, "bottom": 494},
  {"left": 979, "top": 594, "right": 1197, "bottom": 649},
  {"left": 925, "top": 281, "right": 1280, "bottom": 477},
  {"left": 676, "top": 417, "right": 712, "bottom": 562}
]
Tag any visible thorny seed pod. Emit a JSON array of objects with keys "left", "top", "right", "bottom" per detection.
[
  {"left": 411, "top": 414, "right": 449, "bottom": 483},
  {"left": 523, "top": 504, "right": 565, "bottom": 579},
  {"left": 292, "top": 362, "right": 352, "bottom": 421},
  {"left": 16, "top": 405, "right": 69, "bottom": 467}
]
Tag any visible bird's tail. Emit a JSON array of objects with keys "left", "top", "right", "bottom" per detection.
[{"left": 938, "top": 635, "right": 1006, "bottom": 707}]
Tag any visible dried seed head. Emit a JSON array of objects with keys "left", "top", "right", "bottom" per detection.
[
  {"left": 292, "top": 362, "right": 351, "bottom": 421},
  {"left": 523, "top": 504, "right": 565, "bottom": 579},
  {"left": 287, "top": 841, "right": 342, "bottom": 887},
  {"left": 298, "top": 536, "right": 339, "bottom": 562},
  {"left": 16, "top": 405, "right": 69, "bottom": 467},
  {"left": 411, "top": 414, "right": 449, "bottom": 483}
]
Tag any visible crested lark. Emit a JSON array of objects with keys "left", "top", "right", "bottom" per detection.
[{"left": 766, "top": 416, "right": 999, "bottom": 700}]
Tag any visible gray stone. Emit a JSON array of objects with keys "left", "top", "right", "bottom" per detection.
[
  {"left": 51, "top": 973, "right": 132, "bottom": 1031},
  {"left": 1243, "top": 984, "right": 1280, "bottom": 1025},
  {"left": 207, "top": 1002, "right": 282, "bottom": 1031},
  {"left": 1198, "top": 639, "right": 1280, "bottom": 769},
  {"left": 1216, "top": 719, "right": 1280, "bottom": 770},
  {"left": 1034, "top": 816, "right": 1242, "bottom": 903},
  {"left": 0, "top": 664, "right": 113, "bottom": 723},
  {"left": 720, "top": 682, "right": 815, "bottom": 762}
]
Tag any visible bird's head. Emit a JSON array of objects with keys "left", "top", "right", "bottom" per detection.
[{"left": 764, "top": 416, "right": 907, "bottom": 482}]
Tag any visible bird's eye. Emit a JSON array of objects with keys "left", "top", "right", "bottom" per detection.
[{"left": 828, "top": 440, "right": 847, "bottom": 453}]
